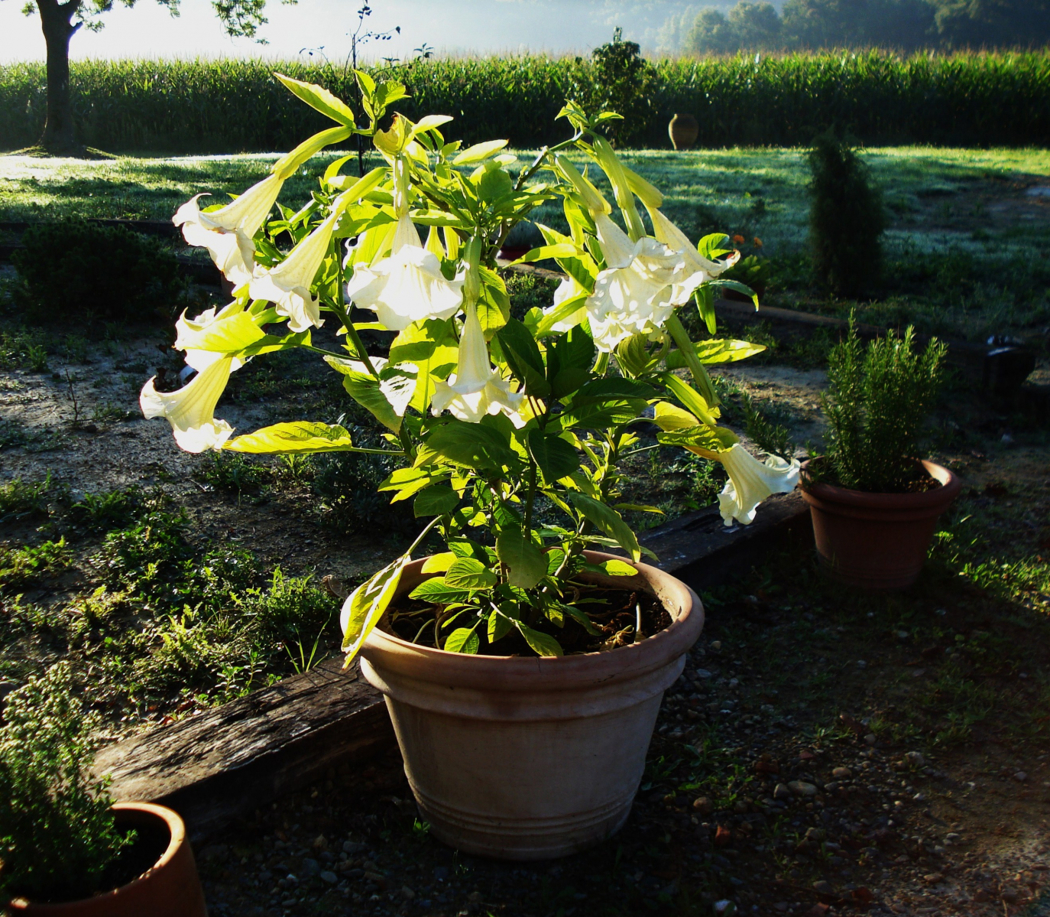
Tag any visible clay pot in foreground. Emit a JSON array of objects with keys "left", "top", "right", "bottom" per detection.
[
  {"left": 8, "top": 803, "right": 208, "bottom": 916},
  {"left": 669, "top": 113, "right": 699, "bottom": 150},
  {"left": 360, "top": 551, "right": 704, "bottom": 861},
  {"left": 800, "top": 459, "right": 961, "bottom": 590}
]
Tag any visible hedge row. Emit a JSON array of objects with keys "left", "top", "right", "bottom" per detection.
[{"left": 1, "top": 50, "right": 1047, "bottom": 153}]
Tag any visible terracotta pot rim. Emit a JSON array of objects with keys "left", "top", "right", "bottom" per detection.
[
  {"left": 800, "top": 458, "right": 961, "bottom": 510},
  {"left": 363, "top": 551, "right": 703, "bottom": 685},
  {"left": 7, "top": 803, "right": 183, "bottom": 911}
]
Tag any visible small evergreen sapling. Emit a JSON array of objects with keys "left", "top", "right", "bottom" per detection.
[
  {"left": 807, "top": 133, "right": 885, "bottom": 297},
  {"left": 0, "top": 663, "right": 132, "bottom": 903},
  {"left": 818, "top": 321, "right": 947, "bottom": 494}
]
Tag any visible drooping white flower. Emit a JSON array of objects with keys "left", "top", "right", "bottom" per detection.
[
  {"left": 585, "top": 213, "right": 681, "bottom": 352},
  {"left": 647, "top": 207, "right": 741, "bottom": 305},
  {"left": 715, "top": 443, "right": 800, "bottom": 526},
  {"left": 250, "top": 211, "right": 340, "bottom": 333},
  {"left": 174, "top": 174, "right": 283, "bottom": 288},
  {"left": 140, "top": 355, "right": 235, "bottom": 453},
  {"left": 431, "top": 302, "right": 524, "bottom": 426},
  {"left": 345, "top": 213, "right": 465, "bottom": 332},
  {"left": 544, "top": 276, "right": 590, "bottom": 333}
]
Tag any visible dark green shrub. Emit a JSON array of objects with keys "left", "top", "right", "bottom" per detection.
[
  {"left": 819, "top": 322, "right": 947, "bottom": 493},
  {"left": 807, "top": 133, "right": 885, "bottom": 297},
  {"left": 12, "top": 220, "right": 186, "bottom": 328},
  {"left": 0, "top": 662, "right": 132, "bottom": 902},
  {"left": 573, "top": 29, "right": 656, "bottom": 146}
]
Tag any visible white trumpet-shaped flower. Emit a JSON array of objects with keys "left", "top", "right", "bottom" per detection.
[
  {"left": 647, "top": 207, "right": 741, "bottom": 305},
  {"left": 715, "top": 443, "right": 800, "bottom": 526},
  {"left": 345, "top": 213, "right": 464, "bottom": 332},
  {"left": 431, "top": 302, "right": 525, "bottom": 426},
  {"left": 140, "top": 355, "right": 236, "bottom": 453},
  {"left": 174, "top": 173, "right": 283, "bottom": 288},
  {"left": 585, "top": 212, "right": 682, "bottom": 352},
  {"left": 250, "top": 211, "right": 339, "bottom": 333}
]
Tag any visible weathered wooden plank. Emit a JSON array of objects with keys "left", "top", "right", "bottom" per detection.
[
  {"left": 95, "top": 660, "right": 394, "bottom": 841},
  {"left": 640, "top": 489, "right": 810, "bottom": 593}
]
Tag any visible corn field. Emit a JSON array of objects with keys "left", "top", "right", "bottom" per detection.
[{"left": 0, "top": 51, "right": 1047, "bottom": 153}]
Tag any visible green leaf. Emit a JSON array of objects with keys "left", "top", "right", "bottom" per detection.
[
  {"left": 556, "top": 398, "right": 646, "bottom": 431},
  {"left": 326, "top": 357, "right": 415, "bottom": 433},
  {"left": 340, "top": 553, "right": 408, "bottom": 663},
  {"left": 661, "top": 373, "right": 720, "bottom": 427},
  {"left": 665, "top": 339, "right": 767, "bottom": 369},
  {"left": 409, "top": 577, "right": 474, "bottom": 604},
  {"left": 496, "top": 319, "right": 550, "bottom": 397},
  {"left": 495, "top": 527, "right": 547, "bottom": 590},
  {"left": 487, "top": 609, "right": 514, "bottom": 643},
  {"left": 694, "top": 284, "right": 717, "bottom": 336},
  {"left": 477, "top": 267, "right": 511, "bottom": 336},
  {"left": 445, "top": 557, "right": 498, "bottom": 590},
  {"left": 272, "top": 125, "right": 353, "bottom": 180},
  {"left": 444, "top": 627, "right": 480, "bottom": 654},
  {"left": 413, "top": 485, "right": 461, "bottom": 518},
  {"left": 526, "top": 429, "right": 580, "bottom": 484},
  {"left": 225, "top": 422, "right": 365, "bottom": 454},
  {"left": 388, "top": 319, "right": 458, "bottom": 414},
  {"left": 452, "top": 139, "right": 509, "bottom": 164},
  {"left": 697, "top": 232, "right": 734, "bottom": 261},
  {"left": 657, "top": 425, "right": 740, "bottom": 453},
  {"left": 613, "top": 504, "right": 665, "bottom": 515},
  {"left": 573, "top": 378, "right": 656, "bottom": 403},
  {"left": 597, "top": 558, "right": 639, "bottom": 576},
  {"left": 615, "top": 333, "right": 662, "bottom": 378},
  {"left": 569, "top": 493, "right": 641, "bottom": 562},
  {"left": 275, "top": 73, "right": 356, "bottom": 127},
  {"left": 421, "top": 553, "right": 457, "bottom": 574},
  {"left": 515, "top": 621, "right": 563, "bottom": 657},
  {"left": 556, "top": 602, "right": 602, "bottom": 635},
  {"left": 426, "top": 420, "right": 516, "bottom": 473},
  {"left": 712, "top": 279, "right": 759, "bottom": 309}
]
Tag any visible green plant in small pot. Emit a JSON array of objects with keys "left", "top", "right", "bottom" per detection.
[
  {"left": 0, "top": 663, "right": 207, "bottom": 916},
  {"left": 800, "top": 321, "right": 961, "bottom": 589}
]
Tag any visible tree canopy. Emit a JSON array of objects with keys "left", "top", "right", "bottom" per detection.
[{"left": 681, "top": 0, "right": 1050, "bottom": 54}]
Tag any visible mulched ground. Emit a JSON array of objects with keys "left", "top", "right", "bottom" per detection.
[{"left": 195, "top": 535, "right": 1050, "bottom": 917}]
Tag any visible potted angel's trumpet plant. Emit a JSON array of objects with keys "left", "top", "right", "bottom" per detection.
[{"left": 143, "top": 79, "right": 798, "bottom": 859}]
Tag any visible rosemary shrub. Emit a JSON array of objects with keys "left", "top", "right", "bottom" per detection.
[{"left": 819, "top": 323, "right": 947, "bottom": 493}]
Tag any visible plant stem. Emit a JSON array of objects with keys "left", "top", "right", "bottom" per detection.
[{"left": 666, "top": 313, "right": 719, "bottom": 407}]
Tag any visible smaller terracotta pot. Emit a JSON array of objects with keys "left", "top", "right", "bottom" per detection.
[
  {"left": 668, "top": 113, "right": 699, "bottom": 150},
  {"left": 7, "top": 803, "right": 208, "bottom": 916},
  {"left": 799, "top": 459, "right": 961, "bottom": 590}
]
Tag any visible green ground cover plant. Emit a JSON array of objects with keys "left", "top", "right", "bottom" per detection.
[
  {"left": 0, "top": 662, "right": 132, "bottom": 903},
  {"left": 1, "top": 51, "right": 1047, "bottom": 152}
]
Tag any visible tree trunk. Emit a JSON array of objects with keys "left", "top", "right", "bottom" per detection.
[{"left": 38, "top": 0, "right": 82, "bottom": 154}]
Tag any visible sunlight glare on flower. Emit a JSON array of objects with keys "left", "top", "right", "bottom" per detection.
[{"left": 139, "top": 355, "right": 236, "bottom": 453}]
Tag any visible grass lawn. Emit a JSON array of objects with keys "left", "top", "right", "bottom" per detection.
[{"left": 4, "top": 145, "right": 1049, "bottom": 346}]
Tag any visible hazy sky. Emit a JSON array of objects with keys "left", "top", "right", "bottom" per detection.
[{"left": 0, "top": 0, "right": 655, "bottom": 64}]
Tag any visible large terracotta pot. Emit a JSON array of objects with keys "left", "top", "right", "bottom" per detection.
[
  {"left": 360, "top": 551, "right": 704, "bottom": 860},
  {"left": 668, "top": 113, "right": 699, "bottom": 150},
  {"left": 800, "top": 459, "right": 961, "bottom": 590},
  {"left": 7, "top": 803, "right": 208, "bottom": 916}
]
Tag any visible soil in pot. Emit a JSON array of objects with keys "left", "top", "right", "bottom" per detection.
[
  {"left": 386, "top": 585, "right": 670, "bottom": 655},
  {"left": 800, "top": 459, "right": 961, "bottom": 590}
]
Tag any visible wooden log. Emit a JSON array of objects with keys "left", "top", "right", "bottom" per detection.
[{"left": 94, "top": 660, "right": 394, "bottom": 842}]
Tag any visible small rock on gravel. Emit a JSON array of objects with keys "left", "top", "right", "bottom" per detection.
[
  {"left": 905, "top": 751, "right": 925, "bottom": 767},
  {"left": 832, "top": 767, "right": 852, "bottom": 779},
  {"left": 788, "top": 781, "right": 818, "bottom": 797},
  {"left": 774, "top": 783, "right": 792, "bottom": 800},
  {"left": 813, "top": 880, "right": 833, "bottom": 895}
]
